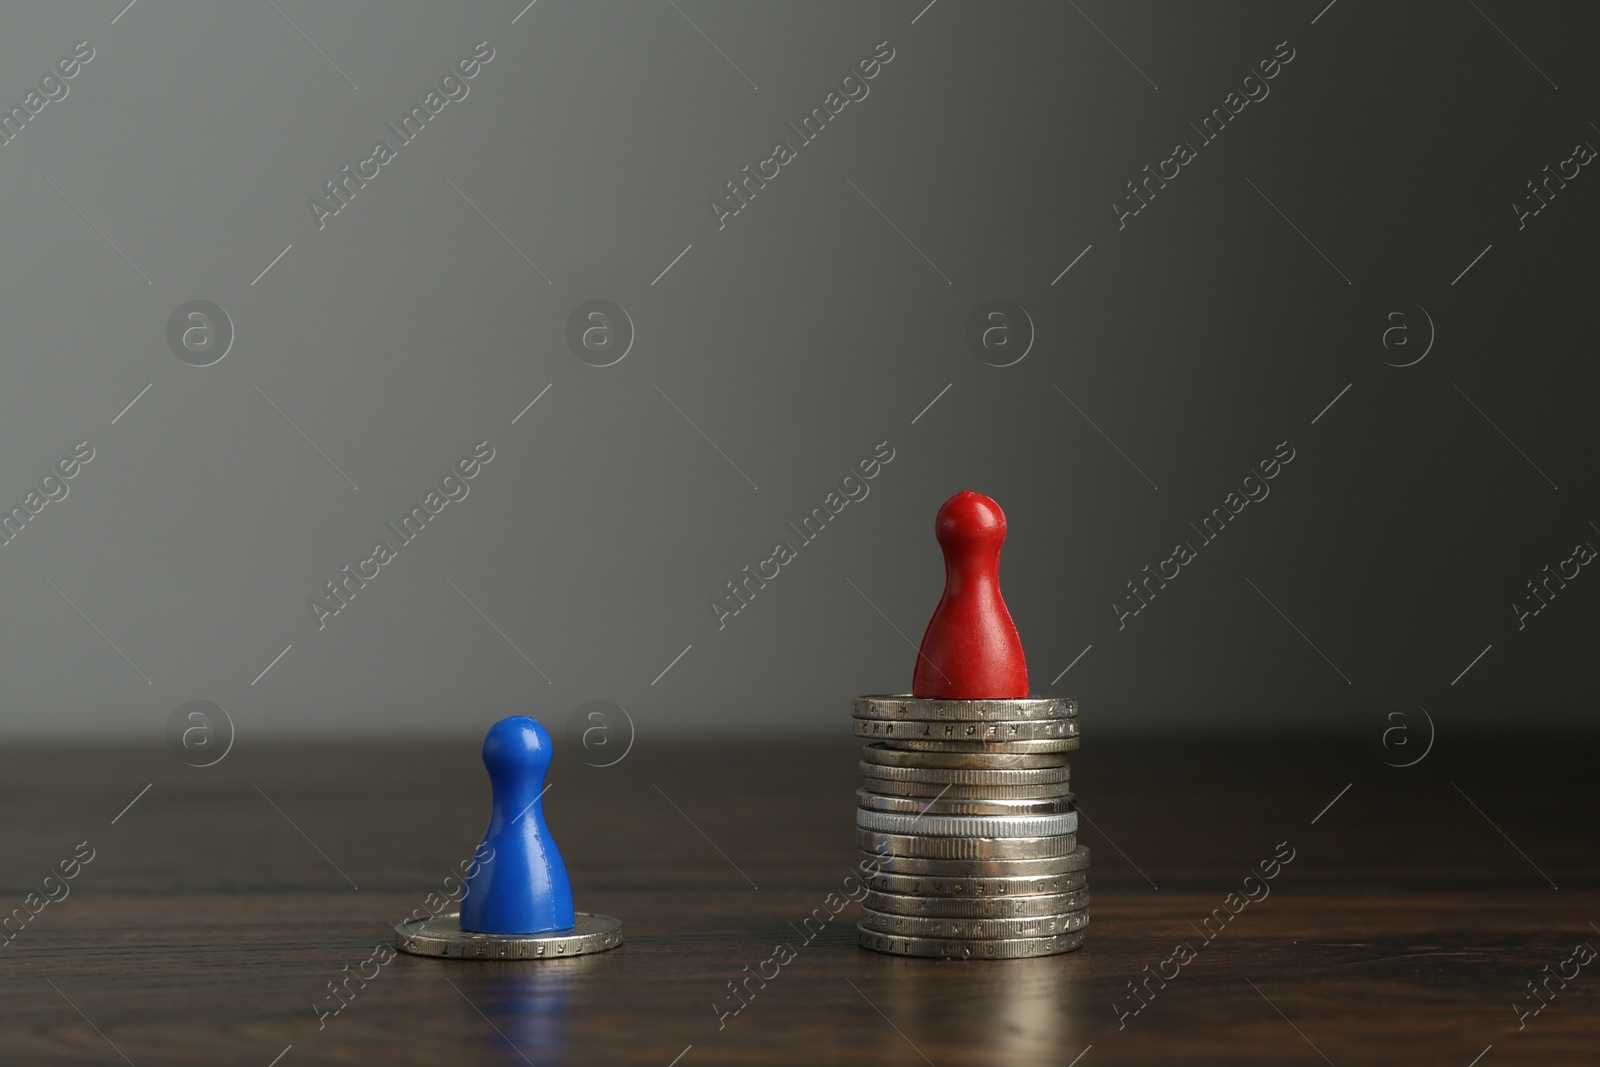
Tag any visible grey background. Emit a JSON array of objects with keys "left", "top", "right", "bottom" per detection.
[{"left": 1, "top": 0, "right": 1594, "bottom": 740}]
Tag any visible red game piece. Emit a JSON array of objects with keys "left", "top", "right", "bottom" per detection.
[{"left": 911, "top": 491, "right": 1029, "bottom": 699}]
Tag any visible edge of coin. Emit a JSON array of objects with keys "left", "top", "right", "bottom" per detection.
[
  {"left": 865, "top": 862, "right": 1089, "bottom": 897},
  {"left": 856, "top": 925, "right": 1086, "bottom": 959},
  {"left": 857, "top": 788, "right": 1075, "bottom": 816},
  {"left": 858, "top": 905, "right": 1089, "bottom": 939},
  {"left": 854, "top": 694, "right": 1078, "bottom": 722},
  {"left": 393, "top": 911, "right": 623, "bottom": 960},
  {"left": 861, "top": 849, "right": 1090, "bottom": 876}
]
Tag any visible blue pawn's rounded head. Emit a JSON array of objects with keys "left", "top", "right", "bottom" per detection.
[
  {"left": 459, "top": 715, "right": 576, "bottom": 935},
  {"left": 483, "top": 715, "right": 553, "bottom": 783}
]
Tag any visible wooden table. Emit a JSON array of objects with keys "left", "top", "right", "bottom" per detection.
[{"left": 2, "top": 734, "right": 1594, "bottom": 1065}]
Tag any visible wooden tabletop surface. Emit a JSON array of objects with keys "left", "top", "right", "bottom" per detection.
[{"left": 1, "top": 732, "right": 1595, "bottom": 1066}]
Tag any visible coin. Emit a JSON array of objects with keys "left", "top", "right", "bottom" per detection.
[
  {"left": 859, "top": 743, "right": 1069, "bottom": 770},
  {"left": 858, "top": 763, "right": 1072, "bottom": 786},
  {"left": 862, "top": 888, "right": 1089, "bottom": 918},
  {"left": 856, "top": 789, "right": 1075, "bottom": 817},
  {"left": 888, "top": 737, "right": 1080, "bottom": 753},
  {"left": 394, "top": 912, "right": 623, "bottom": 960},
  {"left": 854, "top": 717, "right": 1078, "bottom": 742},
  {"left": 856, "top": 829, "right": 1078, "bottom": 860},
  {"left": 851, "top": 793, "right": 1075, "bottom": 819},
  {"left": 860, "top": 906, "right": 1088, "bottom": 940},
  {"left": 857, "top": 925, "right": 1085, "bottom": 959},
  {"left": 859, "top": 779, "right": 1075, "bottom": 800},
  {"left": 862, "top": 862, "right": 1089, "bottom": 898},
  {"left": 862, "top": 849, "right": 1089, "bottom": 877},
  {"left": 854, "top": 695, "right": 1077, "bottom": 722},
  {"left": 855, "top": 808, "right": 1079, "bottom": 838}
]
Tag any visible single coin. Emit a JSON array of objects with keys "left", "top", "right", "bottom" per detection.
[
  {"left": 858, "top": 763, "right": 1071, "bottom": 786},
  {"left": 856, "top": 808, "right": 1078, "bottom": 838},
  {"left": 860, "top": 905, "right": 1088, "bottom": 940},
  {"left": 863, "top": 888, "right": 1089, "bottom": 918},
  {"left": 854, "top": 717, "right": 1078, "bottom": 742},
  {"left": 854, "top": 695, "right": 1078, "bottom": 722},
  {"left": 859, "top": 743, "right": 1069, "bottom": 770},
  {"left": 860, "top": 779, "right": 1075, "bottom": 800},
  {"left": 863, "top": 863, "right": 1089, "bottom": 898},
  {"left": 394, "top": 912, "right": 622, "bottom": 960},
  {"left": 889, "top": 737, "right": 1080, "bottom": 753},
  {"left": 857, "top": 789, "right": 1075, "bottom": 817},
  {"left": 862, "top": 849, "right": 1089, "bottom": 877},
  {"left": 857, "top": 925, "right": 1086, "bottom": 959},
  {"left": 856, "top": 720, "right": 1079, "bottom": 745},
  {"left": 856, "top": 829, "right": 1078, "bottom": 860},
  {"left": 891, "top": 907, "right": 1086, "bottom": 941}
]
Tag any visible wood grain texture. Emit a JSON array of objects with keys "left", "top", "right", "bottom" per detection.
[{"left": 0, "top": 734, "right": 1595, "bottom": 1065}]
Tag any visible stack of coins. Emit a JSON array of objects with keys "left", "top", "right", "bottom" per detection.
[{"left": 853, "top": 695, "right": 1088, "bottom": 959}]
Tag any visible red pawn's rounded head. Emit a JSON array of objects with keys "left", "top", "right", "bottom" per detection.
[
  {"left": 913, "top": 491, "right": 1029, "bottom": 699},
  {"left": 934, "top": 491, "right": 1007, "bottom": 551}
]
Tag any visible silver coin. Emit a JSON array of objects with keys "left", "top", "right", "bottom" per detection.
[
  {"left": 860, "top": 905, "right": 1088, "bottom": 940},
  {"left": 857, "top": 925, "right": 1086, "bottom": 959},
  {"left": 862, "top": 849, "right": 1089, "bottom": 877},
  {"left": 858, "top": 763, "right": 1071, "bottom": 786},
  {"left": 859, "top": 743, "right": 1069, "bottom": 770},
  {"left": 860, "top": 779, "right": 1075, "bottom": 800},
  {"left": 856, "top": 808, "right": 1078, "bottom": 839},
  {"left": 857, "top": 789, "right": 1076, "bottom": 817},
  {"left": 854, "top": 695, "right": 1077, "bottom": 722},
  {"left": 856, "top": 829, "right": 1078, "bottom": 860},
  {"left": 863, "top": 888, "right": 1088, "bottom": 918},
  {"left": 854, "top": 717, "right": 1078, "bottom": 742},
  {"left": 865, "top": 907, "right": 1089, "bottom": 941},
  {"left": 394, "top": 912, "right": 622, "bottom": 960},
  {"left": 888, "top": 737, "right": 1080, "bottom": 753},
  {"left": 864, "top": 863, "right": 1089, "bottom": 898}
]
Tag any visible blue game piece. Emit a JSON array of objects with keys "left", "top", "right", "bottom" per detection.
[{"left": 459, "top": 716, "right": 576, "bottom": 935}]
